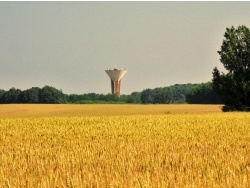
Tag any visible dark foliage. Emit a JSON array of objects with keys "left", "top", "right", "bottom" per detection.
[
  {"left": 141, "top": 84, "right": 200, "bottom": 104},
  {"left": 0, "top": 83, "right": 221, "bottom": 104},
  {"left": 39, "top": 86, "right": 64, "bottom": 104},
  {"left": 186, "top": 82, "right": 222, "bottom": 104},
  {"left": 212, "top": 25, "right": 250, "bottom": 111}
]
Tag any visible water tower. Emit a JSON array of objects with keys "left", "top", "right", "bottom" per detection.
[{"left": 105, "top": 68, "right": 127, "bottom": 96}]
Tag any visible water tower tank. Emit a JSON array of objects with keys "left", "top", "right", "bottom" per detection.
[{"left": 105, "top": 68, "right": 127, "bottom": 96}]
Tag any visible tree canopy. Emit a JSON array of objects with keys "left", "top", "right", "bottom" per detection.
[
  {"left": 0, "top": 83, "right": 221, "bottom": 104},
  {"left": 212, "top": 25, "right": 250, "bottom": 111},
  {"left": 141, "top": 84, "right": 202, "bottom": 104},
  {"left": 186, "top": 82, "right": 221, "bottom": 104},
  {"left": 39, "top": 86, "right": 64, "bottom": 104}
]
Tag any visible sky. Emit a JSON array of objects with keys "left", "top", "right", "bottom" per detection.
[{"left": 1, "top": 2, "right": 250, "bottom": 94}]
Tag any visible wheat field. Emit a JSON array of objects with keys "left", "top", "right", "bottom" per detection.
[
  {"left": 0, "top": 104, "right": 249, "bottom": 187},
  {"left": 0, "top": 104, "right": 222, "bottom": 118}
]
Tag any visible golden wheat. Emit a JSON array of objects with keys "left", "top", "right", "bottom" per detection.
[
  {"left": 0, "top": 104, "right": 222, "bottom": 118},
  {"left": 0, "top": 105, "right": 249, "bottom": 187}
]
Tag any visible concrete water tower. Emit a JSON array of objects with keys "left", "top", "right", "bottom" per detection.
[{"left": 105, "top": 68, "right": 127, "bottom": 96}]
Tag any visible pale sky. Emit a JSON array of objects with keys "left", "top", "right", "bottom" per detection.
[{"left": 1, "top": 2, "right": 250, "bottom": 94}]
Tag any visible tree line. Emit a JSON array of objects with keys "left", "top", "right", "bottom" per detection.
[
  {"left": 0, "top": 83, "right": 221, "bottom": 104},
  {"left": 0, "top": 86, "right": 64, "bottom": 104},
  {"left": 140, "top": 83, "right": 221, "bottom": 104}
]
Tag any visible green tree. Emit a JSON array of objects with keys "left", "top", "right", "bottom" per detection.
[
  {"left": 1, "top": 88, "right": 21, "bottom": 103},
  {"left": 152, "top": 92, "right": 171, "bottom": 104},
  {"left": 151, "top": 88, "right": 171, "bottom": 104},
  {"left": 212, "top": 25, "right": 250, "bottom": 111},
  {"left": 0, "top": 89, "right": 6, "bottom": 103},
  {"left": 186, "top": 82, "right": 221, "bottom": 104},
  {"left": 168, "top": 84, "right": 198, "bottom": 103},
  {"left": 141, "top": 89, "right": 153, "bottom": 104},
  {"left": 105, "top": 94, "right": 120, "bottom": 102},
  {"left": 18, "top": 87, "right": 41, "bottom": 103},
  {"left": 126, "top": 92, "right": 141, "bottom": 103},
  {"left": 39, "top": 86, "right": 64, "bottom": 104}
]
